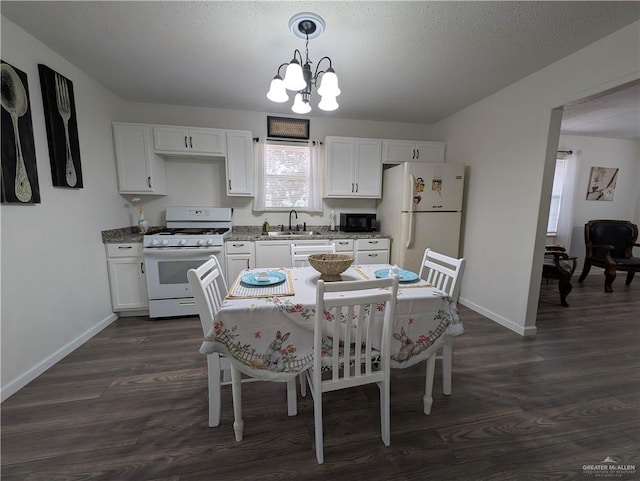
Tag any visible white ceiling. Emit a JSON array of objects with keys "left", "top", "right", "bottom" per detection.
[{"left": 2, "top": 1, "right": 639, "bottom": 138}]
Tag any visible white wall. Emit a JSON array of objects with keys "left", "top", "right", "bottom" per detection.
[
  {"left": 432, "top": 21, "right": 640, "bottom": 336},
  {"left": 558, "top": 135, "right": 639, "bottom": 265},
  {"left": 1, "top": 18, "right": 128, "bottom": 400},
  {"left": 116, "top": 103, "right": 434, "bottom": 229}
]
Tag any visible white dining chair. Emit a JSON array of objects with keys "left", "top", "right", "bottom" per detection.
[
  {"left": 418, "top": 248, "right": 466, "bottom": 413},
  {"left": 290, "top": 243, "right": 336, "bottom": 267},
  {"left": 305, "top": 275, "right": 399, "bottom": 464},
  {"left": 187, "top": 256, "right": 298, "bottom": 432}
]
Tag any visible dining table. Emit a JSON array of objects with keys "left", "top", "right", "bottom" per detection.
[{"left": 199, "top": 264, "right": 463, "bottom": 382}]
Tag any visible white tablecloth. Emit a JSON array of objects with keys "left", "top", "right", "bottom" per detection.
[{"left": 200, "top": 265, "right": 463, "bottom": 382}]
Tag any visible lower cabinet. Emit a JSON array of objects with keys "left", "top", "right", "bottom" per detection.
[
  {"left": 225, "top": 240, "right": 255, "bottom": 283},
  {"left": 333, "top": 238, "right": 354, "bottom": 256},
  {"left": 354, "top": 238, "right": 390, "bottom": 264},
  {"left": 105, "top": 243, "right": 148, "bottom": 311},
  {"left": 255, "top": 239, "right": 331, "bottom": 268}
]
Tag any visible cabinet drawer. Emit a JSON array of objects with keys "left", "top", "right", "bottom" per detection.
[
  {"left": 355, "top": 250, "right": 389, "bottom": 264},
  {"left": 356, "top": 238, "right": 389, "bottom": 251},
  {"left": 333, "top": 239, "right": 354, "bottom": 252},
  {"left": 106, "top": 243, "right": 143, "bottom": 258},
  {"left": 225, "top": 241, "right": 255, "bottom": 255}
]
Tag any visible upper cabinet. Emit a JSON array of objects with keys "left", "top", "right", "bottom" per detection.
[
  {"left": 225, "top": 130, "right": 254, "bottom": 196},
  {"left": 382, "top": 140, "right": 445, "bottom": 164},
  {"left": 153, "top": 125, "right": 226, "bottom": 156},
  {"left": 112, "top": 122, "right": 167, "bottom": 195},
  {"left": 325, "top": 136, "right": 383, "bottom": 198}
]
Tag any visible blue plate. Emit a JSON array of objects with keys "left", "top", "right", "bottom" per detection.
[
  {"left": 374, "top": 268, "right": 419, "bottom": 283},
  {"left": 241, "top": 271, "right": 286, "bottom": 287}
]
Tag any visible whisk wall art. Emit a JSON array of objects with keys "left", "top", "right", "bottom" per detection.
[
  {"left": 1, "top": 60, "right": 40, "bottom": 204},
  {"left": 38, "top": 64, "right": 83, "bottom": 188}
]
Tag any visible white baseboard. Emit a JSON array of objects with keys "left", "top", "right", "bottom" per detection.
[
  {"left": 1, "top": 313, "right": 118, "bottom": 402},
  {"left": 458, "top": 297, "right": 537, "bottom": 337}
]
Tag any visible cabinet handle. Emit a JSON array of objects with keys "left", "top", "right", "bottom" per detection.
[
  {"left": 368, "top": 253, "right": 378, "bottom": 257},
  {"left": 118, "top": 246, "right": 133, "bottom": 249},
  {"left": 351, "top": 183, "right": 354, "bottom": 193},
  {"left": 232, "top": 243, "right": 245, "bottom": 247},
  {"left": 416, "top": 149, "right": 420, "bottom": 159},
  {"left": 355, "top": 183, "right": 358, "bottom": 192},
  {"left": 140, "top": 262, "right": 144, "bottom": 274},
  {"left": 369, "top": 240, "right": 379, "bottom": 244},
  {"left": 338, "top": 241, "right": 348, "bottom": 245},
  {"left": 184, "top": 136, "right": 188, "bottom": 148},
  {"left": 190, "top": 136, "right": 193, "bottom": 149},
  {"left": 148, "top": 176, "right": 151, "bottom": 188},
  {"left": 228, "top": 179, "right": 232, "bottom": 191},
  {"left": 246, "top": 259, "right": 250, "bottom": 268}
]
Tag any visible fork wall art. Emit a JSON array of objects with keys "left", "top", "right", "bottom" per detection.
[
  {"left": 38, "top": 64, "right": 83, "bottom": 188},
  {"left": 1, "top": 60, "right": 41, "bottom": 204}
]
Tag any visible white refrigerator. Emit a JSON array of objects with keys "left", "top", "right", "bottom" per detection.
[{"left": 377, "top": 162, "right": 465, "bottom": 272}]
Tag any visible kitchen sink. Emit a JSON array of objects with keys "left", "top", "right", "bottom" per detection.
[{"left": 264, "top": 231, "right": 319, "bottom": 237}]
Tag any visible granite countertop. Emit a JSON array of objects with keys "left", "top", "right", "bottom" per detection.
[
  {"left": 101, "top": 226, "right": 163, "bottom": 244},
  {"left": 102, "top": 225, "right": 391, "bottom": 243},
  {"left": 227, "top": 225, "right": 391, "bottom": 242}
]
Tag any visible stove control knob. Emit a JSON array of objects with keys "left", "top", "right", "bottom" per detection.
[
  {"left": 197, "top": 239, "right": 205, "bottom": 246},
  {"left": 162, "top": 239, "right": 170, "bottom": 246},
  {"left": 206, "top": 239, "right": 215, "bottom": 245},
  {"left": 152, "top": 239, "right": 160, "bottom": 246},
  {"left": 179, "top": 239, "right": 187, "bottom": 246}
]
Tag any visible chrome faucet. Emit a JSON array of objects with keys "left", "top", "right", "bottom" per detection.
[{"left": 288, "top": 209, "right": 298, "bottom": 231}]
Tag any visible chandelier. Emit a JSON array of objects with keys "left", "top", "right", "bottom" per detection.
[{"left": 266, "top": 12, "right": 340, "bottom": 114}]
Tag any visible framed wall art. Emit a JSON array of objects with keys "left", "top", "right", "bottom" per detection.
[
  {"left": 586, "top": 166, "right": 618, "bottom": 201},
  {"left": 38, "top": 64, "right": 83, "bottom": 188},
  {"left": 1, "top": 60, "right": 41, "bottom": 204},
  {"left": 267, "top": 116, "right": 310, "bottom": 140}
]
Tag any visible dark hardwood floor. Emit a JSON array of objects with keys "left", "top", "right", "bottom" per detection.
[{"left": 2, "top": 274, "right": 639, "bottom": 480}]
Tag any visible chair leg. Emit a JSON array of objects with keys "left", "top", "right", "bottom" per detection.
[
  {"left": 423, "top": 355, "right": 436, "bottom": 415},
  {"left": 286, "top": 378, "right": 297, "bottom": 416},
  {"left": 380, "top": 378, "right": 390, "bottom": 446},
  {"left": 578, "top": 259, "right": 591, "bottom": 283},
  {"left": 312, "top": 372, "right": 324, "bottom": 464},
  {"left": 604, "top": 266, "right": 616, "bottom": 292},
  {"left": 625, "top": 271, "right": 635, "bottom": 286},
  {"left": 230, "top": 364, "right": 244, "bottom": 442},
  {"left": 441, "top": 338, "right": 453, "bottom": 395},
  {"left": 299, "top": 374, "right": 307, "bottom": 397},
  {"left": 207, "top": 354, "right": 222, "bottom": 427}
]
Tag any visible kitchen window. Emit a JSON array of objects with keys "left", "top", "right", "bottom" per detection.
[
  {"left": 547, "top": 158, "right": 566, "bottom": 236},
  {"left": 254, "top": 141, "right": 323, "bottom": 212}
]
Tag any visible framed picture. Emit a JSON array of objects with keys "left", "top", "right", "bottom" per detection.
[
  {"left": 38, "top": 64, "right": 83, "bottom": 188},
  {"left": 586, "top": 166, "right": 618, "bottom": 201},
  {"left": 267, "top": 116, "right": 310, "bottom": 140},
  {"left": 1, "top": 60, "right": 41, "bottom": 204}
]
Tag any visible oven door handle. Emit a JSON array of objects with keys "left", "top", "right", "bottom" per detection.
[{"left": 143, "top": 247, "right": 222, "bottom": 256}]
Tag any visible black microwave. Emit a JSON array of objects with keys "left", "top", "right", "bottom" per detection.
[{"left": 340, "top": 213, "right": 378, "bottom": 232}]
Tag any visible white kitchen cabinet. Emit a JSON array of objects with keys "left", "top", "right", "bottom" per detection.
[
  {"left": 325, "top": 137, "right": 383, "bottom": 198},
  {"left": 112, "top": 123, "right": 167, "bottom": 195},
  {"left": 105, "top": 243, "right": 148, "bottom": 311},
  {"left": 225, "top": 240, "right": 255, "bottom": 283},
  {"left": 382, "top": 140, "right": 445, "bottom": 164},
  {"left": 255, "top": 239, "right": 331, "bottom": 268},
  {"left": 354, "top": 238, "right": 390, "bottom": 265},
  {"left": 332, "top": 238, "right": 354, "bottom": 256},
  {"left": 153, "top": 125, "right": 226, "bottom": 156},
  {"left": 225, "top": 130, "right": 254, "bottom": 196}
]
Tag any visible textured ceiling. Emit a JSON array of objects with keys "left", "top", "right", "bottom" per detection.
[{"left": 2, "top": 1, "right": 639, "bottom": 137}]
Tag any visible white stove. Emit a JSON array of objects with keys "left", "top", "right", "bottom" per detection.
[{"left": 143, "top": 206, "right": 232, "bottom": 318}]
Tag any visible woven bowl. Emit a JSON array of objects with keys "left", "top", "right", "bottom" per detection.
[{"left": 308, "top": 253, "right": 354, "bottom": 282}]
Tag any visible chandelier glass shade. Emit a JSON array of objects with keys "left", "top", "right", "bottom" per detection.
[{"left": 266, "top": 13, "right": 340, "bottom": 114}]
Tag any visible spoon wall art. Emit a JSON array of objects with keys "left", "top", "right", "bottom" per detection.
[
  {"left": 1, "top": 60, "right": 40, "bottom": 204},
  {"left": 38, "top": 64, "right": 83, "bottom": 188}
]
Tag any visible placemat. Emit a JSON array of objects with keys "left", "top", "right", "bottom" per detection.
[
  {"left": 353, "top": 266, "right": 431, "bottom": 288},
  {"left": 227, "top": 270, "right": 295, "bottom": 298}
]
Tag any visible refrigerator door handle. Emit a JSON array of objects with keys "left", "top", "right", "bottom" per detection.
[
  {"left": 406, "top": 211, "right": 414, "bottom": 249},
  {"left": 406, "top": 173, "right": 415, "bottom": 248}
]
